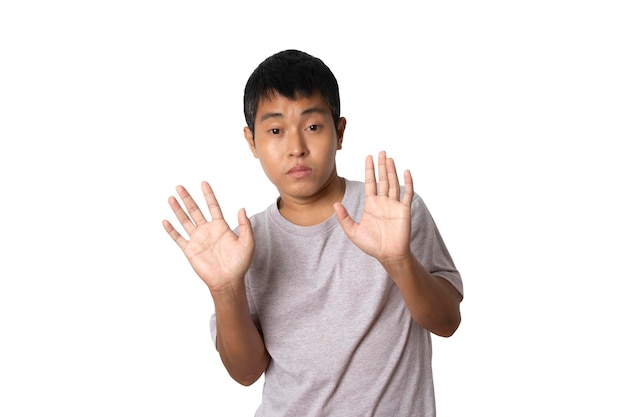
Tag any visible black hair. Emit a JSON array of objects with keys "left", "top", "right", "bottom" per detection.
[{"left": 243, "top": 49, "right": 341, "bottom": 135}]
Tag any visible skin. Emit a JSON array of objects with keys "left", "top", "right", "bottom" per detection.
[
  {"left": 162, "top": 90, "right": 462, "bottom": 386},
  {"left": 243, "top": 90, "right": 347, "bottom": 226}
]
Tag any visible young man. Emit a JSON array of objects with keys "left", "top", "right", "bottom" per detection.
[{"left": 163, "top": 49, "right": 463, "bottom": 416}]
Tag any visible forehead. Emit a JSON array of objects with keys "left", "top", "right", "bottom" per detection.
[{"left": 256, "top": 89, "right": 331, "bottom": 117}]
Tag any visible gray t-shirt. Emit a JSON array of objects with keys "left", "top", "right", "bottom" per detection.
[{"left": 210, "top": 179, "right": 463, "bottom": 417}]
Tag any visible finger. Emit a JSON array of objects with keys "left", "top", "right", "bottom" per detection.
[
  {"left": 177, "top": 185, "right": 209, "bottom": 226},
  {"left": 386, "top": 157, "right": 400, "bottom": 200},
  {"left": 364, "top": 154, "right": 377, "bottom": 197},
  {"left": 333, "top": 202, "right": 358, "bottom": 239},
  {"left": 168, "top": 195, "right": 197, "bottom": 236},
  {"left": 377, "top": 151, "right": 389, "bottom": 196},
  {"left": 201, "top": 181, "right": 225, "bottom": 221},
  {"left": 401, "top": 170, "right": 414, "bottom": 206},
  {"left": 162, "top": 219, "right": 188, "bottom": 250}
]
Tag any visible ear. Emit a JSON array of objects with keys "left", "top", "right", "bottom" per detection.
[
  {"left": 336, "top": 117, "right": 347, "bottom": 150},
  {"left": 243, "top": 126, "right": 259, "bottom": 158}
]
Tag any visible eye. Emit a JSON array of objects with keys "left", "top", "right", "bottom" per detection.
[
  {"left": 269, "top": 128, "right": 281, "bottom": 135},
  {"left": 306, "top": 124, "right": 320, "bottom": 131}
]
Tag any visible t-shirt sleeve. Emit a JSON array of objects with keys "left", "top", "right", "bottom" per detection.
[
  {"left": 410, "top": 192, "right": 464, "bottom": 298},
  {"left": 209, "top": 313, "right": 218, "bottom": 348}
]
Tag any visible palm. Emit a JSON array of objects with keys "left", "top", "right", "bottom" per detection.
[
  {"left": 163, "top": 182, "right": 254, "bottom": 291},
  {"left": 182, "top": 218, "right": 253, "bottom": 288},
  {"left": 350, "top": 195, "right": 411, "bottom": 261}
]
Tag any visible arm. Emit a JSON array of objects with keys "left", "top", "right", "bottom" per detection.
[
  {"left": 334, "top": 152, "right": 462, "bottom": 337},
  {"left": 212, "top": 282, "right": 270, "bottom": 386},
  {"left": 380, "top": 254, "right": 462, "bottom": 337},
  {"left": 163, "top": 181, "right": 269, "bottom": 384}
]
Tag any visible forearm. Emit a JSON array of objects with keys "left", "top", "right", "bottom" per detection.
[
  {"left": 383, "top": 255, "right": 462, "bottom": 337},
  {"left": 211, "top": 283, "right": 269, "bottom": 386}
]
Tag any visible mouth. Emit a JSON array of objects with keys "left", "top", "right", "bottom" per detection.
[{"left": 287, "top": 165, "right": 313, "bottom": 179}]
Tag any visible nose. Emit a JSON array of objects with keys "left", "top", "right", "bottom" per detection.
[{"left": 287, "top": 131, "right": 308, "bottom": 157}]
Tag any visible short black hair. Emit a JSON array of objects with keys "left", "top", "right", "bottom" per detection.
[{"left": 243, "top": 49, "right": 341, "bottom": 135}]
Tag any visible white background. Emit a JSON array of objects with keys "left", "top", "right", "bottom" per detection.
[{"left": 1, "top": 1, "right": 625, "bottom": 416}]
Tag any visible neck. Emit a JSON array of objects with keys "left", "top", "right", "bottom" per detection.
[{"left": 278, "top": 176, "right": 346, "bottom": 226}]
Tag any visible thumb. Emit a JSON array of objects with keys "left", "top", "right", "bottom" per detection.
[
  {"left": 333, "top": 202, "right": 356, "bottom": 237},
  {"left": 237, "top": 208, "right": 255, "bottom": 247}
]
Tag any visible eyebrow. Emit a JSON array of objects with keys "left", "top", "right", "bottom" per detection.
[{"left": 258, "top": 106, "right": 328, "bottom": 122}]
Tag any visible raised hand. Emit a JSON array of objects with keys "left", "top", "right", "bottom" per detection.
[
  {"left": 334, "top": 151, "right": 414, "bottom": 265},
  {"left": 162, "top": 181, "right": 254, "bottom": 293}
]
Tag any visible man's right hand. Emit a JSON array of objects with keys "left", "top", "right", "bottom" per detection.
[{"left": 162, "top": 181, "right": 254, "bottom": 293}]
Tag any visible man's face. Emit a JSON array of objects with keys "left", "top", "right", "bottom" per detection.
[{"left": 244, "top": 90, "right": 346, "bottom": 205}]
